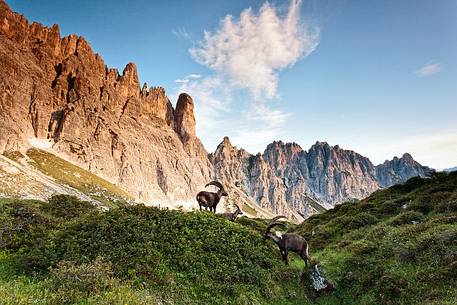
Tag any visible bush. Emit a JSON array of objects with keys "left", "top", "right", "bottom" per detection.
[
  {"left": 389, "top": 211, "right": 425, "bottom": 226},
  {"left": 435, "top": 200, "right": 457, "bottom": 213},
  {"left": 0, "top": 200, "right": 53, "bottom": 251},
  {"left": 41, "top": 194, "right": 97, "bottom": 220},
  {"left": 347, "top": 212, "right": 378, "bottom": 229},
  {"left": 407, "top": 200, "right": 434, "bottom": 214},
  {"left": 49, "top": 257, "right": 118, "bottom": 304}
]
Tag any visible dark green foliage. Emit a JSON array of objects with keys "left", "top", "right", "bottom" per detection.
[
  {"left": 389, "top": 211, "right": 425, "bottom": 226},
  {"left": 49, "top": 257, "right": 118, "bottom": 304},
  {"left": 0, "top": 196, "right": 309, "bottom": 304},
  {"left": 42, "top": 194, "right": 97, "bottom": 220},
  {"left": 292, "top": 172, "right": 457, "bottom": 304},
  {"left": 0, "top": 198, "right": 54, "bottom": 252}
]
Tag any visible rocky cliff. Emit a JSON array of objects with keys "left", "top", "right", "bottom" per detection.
[
  {"left": 211, "top": 138, "right": 432, "bottom": 217},
  {"left": 0, "top": 0, "right": 212, "bottom": 207},
  {"left": 376, "top": 153, "right": 433, "bottom": 187}
]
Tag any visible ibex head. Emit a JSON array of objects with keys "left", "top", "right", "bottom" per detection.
[
  {"left": 234, "top": 204, "right": 243, "bottom": 216},
  {"left": 205, "top": 181, "right": 228, "bottom": 196},
  {"left": 264, "top": 215, "right": 287, "bottom": 240}
]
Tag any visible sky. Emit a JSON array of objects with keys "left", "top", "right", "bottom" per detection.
[{"left": 8, "top": 0, "right": 457, "bottom": 169}]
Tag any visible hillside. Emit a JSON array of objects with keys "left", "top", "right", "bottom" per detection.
[
  {"left": 1, "top": 146, "right": 130, "bottom": 208},
  {"left": 293, "top": 171, "right": 457, "bottom": 304},
  {"left": 0, "top": 171, "right": 456, "bottom": 304},
  {"left": 0, "top": 195, "right": 309, "bottom": 304}
]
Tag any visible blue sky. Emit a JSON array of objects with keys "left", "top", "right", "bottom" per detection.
[{"left": 8, "top": 0, "right": 457, "bottom": 169}]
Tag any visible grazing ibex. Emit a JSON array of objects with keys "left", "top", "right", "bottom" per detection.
[
  {"left": 220, "top": 204, "right": 243, "bottom": 222},
  {"left": 196, "top": 181, "right": 228, "bottom": 213},
  {"left": 264, "top": 216, "right": 311, "bottom": 266}
]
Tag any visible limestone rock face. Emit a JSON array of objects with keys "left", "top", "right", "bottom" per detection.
[
  {"left": 305, "top": 142, "right": 380, "bottom": 203},
  {"left": 211, "top": 138, "right": 326, "bottom": 219},
  {"left": 0, "top": 1, "right": 211, "bottom": 207},
  {"left": 376, "top": 153, "right": 433, "bottom": 187},
  {"left": 175, "top": 93, "right": 196, "bottom": 141},
  {"left": 211, "top": 138, "right": 432, "bottom": 218}
]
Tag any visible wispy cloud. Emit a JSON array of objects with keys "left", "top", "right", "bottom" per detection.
[
  {"left": 174, "top": 74, "right": 202, "bottom": 84},
  {"left": 174, "top": 0, "right": 318, "bottom": 152},
  {"left": 171, "top": 27, "right": 192, "bottom": 40},
  {"left": 189, "top": 0, "right": 319, "bottom": 100},
  {"left": 415, "top": 62, "right": 442, "bottom": 77}
]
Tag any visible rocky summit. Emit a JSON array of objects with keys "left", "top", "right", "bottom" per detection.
[
  {"left": 211, "top": 138, "right": 432, "bottom": 218},
  {"left": 0, "top": 0, "right": 432, "bottom": 217},
  {"left": 0, "top": 0, "right": 211, "bottom": 208}
]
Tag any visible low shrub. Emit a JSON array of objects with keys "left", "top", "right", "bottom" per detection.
[
  {"left": 389, "top": 211, "right": 425, "bottom": 226},
  {"left": 49, "top": 257, "right": 118, "bottom": 304},
  {"left": 41, "top": 194, "right": 97, "bottom": 220}
]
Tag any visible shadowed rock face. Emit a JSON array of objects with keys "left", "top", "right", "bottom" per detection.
[
  {"left": 211, "top": 138, "right": 432, "bottom": 217},
  {"left": 375, "top": 153, "right": 433, "bottom": 187},
  {"left": 0, "top": 0, "right": 211, "bottom": 206}
]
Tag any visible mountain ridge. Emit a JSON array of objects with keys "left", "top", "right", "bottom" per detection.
[
  {"left": 211, "top": 137, "right": 432, "bottom": 217},
  {"left": 0, "top": 0, "right": 433, "bottom": 218}
]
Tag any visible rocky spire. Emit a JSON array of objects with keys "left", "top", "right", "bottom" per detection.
[
  {"left": 174, "top": 93, "right": 196, "bottom": 141},
  {"left": 118, "top": 63, "right": 140, "bottom": 98}
]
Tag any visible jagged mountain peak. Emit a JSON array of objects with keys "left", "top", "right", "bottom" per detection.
[
  {"left": 220, "top": 136, "right": 233, "bottom": 148},
  {"left": 0, "top": 0, "right": 211, "bottom": 208},
  {"left": 211, "top": 138, "right": 432, "bottom": 218}
]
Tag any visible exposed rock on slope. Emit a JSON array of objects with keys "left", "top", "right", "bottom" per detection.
[
  {"left": 211, "top": 138, "right": 432, "bottom": 218},
  {"left": 0, "top": 0, "right": 211, "bottom": 207}
]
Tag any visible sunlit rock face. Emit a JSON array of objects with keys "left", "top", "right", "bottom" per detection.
[
  {"left": 211, "top": 138, "right": 432, "bottom": 218},
  {"left": 0, "top": 0, "right": 212, "bottom": 207}
]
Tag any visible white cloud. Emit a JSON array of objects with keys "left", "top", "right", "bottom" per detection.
[
  {"left": 174, "top": 74, "right": 291, "bottom": 153},
  {"left": 415, "top": 62, "right": 442, "bottom": 77},
  {"left": 174, "top": 0, "right": 316, "bottom": 153},
  {"left": 189, "top": 0, "right": 319, "bottom": 99},
  {"left": 174, "top": 74, "right": 202, "bottom": 84},
  {"left": 187, "top": 74, "right": 201, "bottom": 79}
]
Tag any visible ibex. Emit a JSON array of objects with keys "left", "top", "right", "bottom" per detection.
[
  {"left": 196, "top": 181, "right": 228, "bottom": 213},
  {"left": 264, "top": 216, "right": 311, "bottom": 266},
  {"left": 220, "top": 204, "right": 243, "bottom": 222}
]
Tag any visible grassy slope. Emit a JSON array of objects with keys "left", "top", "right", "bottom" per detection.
[
  {"left": 0, "top": 172, "right": 456, "bottom": 304},
  {"left": 0, "top": 195, "right": 311, "bottom": 305},
  {"left": 2, "top": 148, "right": 131, "bottom": 208},
  {"left": 293, "top": 172, "right": 457, "bottom": 305},
  {"left": 25, "top": 148, "right": 131, "bottom": 207}
]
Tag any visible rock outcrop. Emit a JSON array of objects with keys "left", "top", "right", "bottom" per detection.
[
  {"left": 211, "top": 138, "right": 432, "bottom": 218},
  {"left": 375, "top": 153, "right": 433, "bottom": 187},
  {"left": 0, "top": 0, "right": 211, "bottom": 207}
]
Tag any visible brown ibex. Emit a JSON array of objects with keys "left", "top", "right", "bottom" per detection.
[
  {"left": 196, "top": 181, "right": 228, "bottom": 213},
  {"left": 220, "top": 204, "right": 243, "bottom": 221},
  {"left": 264, "top": 216, "right": 311, "bottom": 266}
]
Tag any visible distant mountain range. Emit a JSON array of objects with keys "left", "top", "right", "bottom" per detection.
[
  {"left": 444, "top": 167, "right": 457, "bottom": 173},
  {"left": 0, "top": 0, "right": 433, "bottom": 219},
  {"left": 211, "top": 137, "right": 432, "bottom": 218}
]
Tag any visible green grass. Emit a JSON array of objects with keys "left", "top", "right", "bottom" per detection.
[
  {"left": 2, "top": 151, "right": 24, "bottom": 162},
  {"left": 293, "top": 171, "right": 457, "bottom": 305},
  {"left": 25, "top": 148, "right": 131, "bottom": 208},
  {"left": 0, "top": 195, "right": 312, "bottom": 305},
  {"left": 0, "top": 172, "right": 456, "bottom": 304}
]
